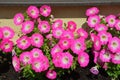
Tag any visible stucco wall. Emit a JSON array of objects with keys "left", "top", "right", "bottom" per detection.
[{"left": 0, "top": 5, "right": 120, "bottom": 43}]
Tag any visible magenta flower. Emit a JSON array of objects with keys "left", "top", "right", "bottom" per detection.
[
  {"left": 103, "top": 63, "right": 108, "bottom": 70},
  {"left": 93, "top": 51, "right": 99, "bottom": 64},
  {"left": 98, "top": 31, "right": 112, "bottom": 45},
  {"left": 13, "top": 13, "right": 24, "bottom": 25},
  {"left": 46, "top": 34, "right": 52, "bottom": 40},
  {"left": 78, "top": 52, "right": 89, "bottom": 67},
  {"left": 16, "top": 36, "right": 31, "bottom": 50},
  {"left": 86, "top": 7, "right": 99, "bottom": 16},
  {"left": 46, "top": 70, "right": 57, "bottom": 80},
  {"left": 90, "top": 33, "right": 97, "bottom": 42},
  {"left": 108, "top": 37, "right": 120, "bottom": 53},
  {"left": 115, "top": 20, "right": 120, "bottom": 30},
  {"left": 112, "top": 52, "right": 120, "bottom": 64},
  {"left": 21, "top": 21, "right": 34, "bottom": 34},
  {"left": 38, "top": 21, "right": 50, "bottom": 33},
  {"left": 59, "top": 52, "right": 73, "bottom": 69},
  {"left": 67, "top": 21, "right": 77, "bottom": 32},
  {"left": 0, "top": 39, "right": 14, "bottom": 53},
  {"left": 93, "top": 36, "right": 101, "bottom": 51},
  {"left": 99, "top": 49, "right": 111, "bottom": 62},
  {"left": 87, "top": 15, "right": 100, "bottom": 28},
  {"left": 52, "top": 52, "right": 62, "bottom": 67},
  {"left": 71, "top": 38, "right": 86, "bottom": 54},
  {"left": 52, "top": 27, "right": 64, "bottom": 39},
  {"left": 95, "top": 24, "right": 108, "bottom": 32},
  {"left": 61, "top": 30, "right": 74, "bottom": 40},
  {"left": 2, "top": 26, "right": 14, "bottom": 39},
  {"left": 32, "top": 58, "right": 44, "bottom": 72},
  {"left": 31, "top": 33, "right": 44, "bottom": 48},
  {"left": 32, "top": 56, "right": 49, "bottom": 72},
  {"left": 12, "top": 55, "right": 20, "bottom": 72},
  {"left": 31, "top": 48, "right": 44, "bottom": 59},
  {"left": 51, "top": 45, "right": 63, "bottom": 57},
  {"left": 40, "top": 5, "right": 51, "bottom": 17},
  {"left": 52, "top": 19, "right": 63, "bottom": 29},
  {"left": 58, "top": 38, "right": 71, "bottom": 50},
  {"left": 77, "top": 28, "right": 88, "bottom": 39},
  {"left": 27, "top": 5, "right": 39, "bottom": 19},
  {"left": 90, "top": 66, "right": 99, "bottom": 75},
  {"left": 106, "top": 15, "right": 116, "bottom": 27},
  {"left": 20, "top": 51, "right": 32, "bottom": 65}
]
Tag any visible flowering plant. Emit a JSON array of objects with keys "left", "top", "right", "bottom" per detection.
[
  {"left": 86, "top": 7, "right": 120, "bottom": 80},
  {"left": 0, "top": 26, "right": 14, "bottom": 65},
  {"left": 12, "top": 5, "right": 92, "bottom": 80}
]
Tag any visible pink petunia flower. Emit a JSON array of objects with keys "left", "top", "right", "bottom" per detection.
[
  {"left": 27, "top": 5, "right": 39, "bottom": 19},
  {"left": 16, "top": 36, "right": 31, "bottom": 50},
  {"left": 95, "top": 24, "right": 108, "bottom": 32},
  {"left": 0, "top": 39, "right": 14, "bottom": 53},
  {"left": 46, "top": 34, "right": 52, "bottom": 40},
  {"left": 98, "top": 31, "right": 112, "bottom": 45},
  {"left": 86, "top": 7, "right": 99, "bottom": 16},
  {"left": 61, "top": 30, "right": 74, "bottom": 40},
  {"left": 32, "top": 58, "right": 44, "bottom": 72},
  {"left": 51, "top": 45, "right": 63, "bottom": 57},
  {"left": 20, "top": 51, "right": 32, "bottom": 65},
  {"left": 2, "top": 26, "right": 14, "bottom": 39},
  {"left": 59, "top": 52, "right": 73, "bottom": 69},
  {"left": 46, "top": 70, "right": 57, "bottom": 80},
  {"left": 52, "top": 19, "right": 63, "bottom": 29},
  {"left": 40, "top": 5, "right": 51, "bottom": 17},
  {"left": 90, "top": 66, "right": 99, "bottom": 75},
  {"left": 21, "top": 21, "right": 34, "bottom": 34},
  {"left": 71, "top": 38, "right": 86, "bottom": 54},
  {"left": 13, "top": 13, "right": 24, "bottom": 25},
  {"left": 78, "top": 52, "right": 89, "bottom": 67},
  {"left": 38, "top": 21, "right": 50, "bottom": 33},
  {"left": 31, "top": 33, "right": 44, "bottom": 48},
  {"left": 108, "top": 37, "right": 120, "bottom": 53},
  {"left": 112, "top": 52, "right": 120, "bottom": 64},
  {"left": 41, "top": 56, "right": 49, "bottom": 71},
  {"left": 99, "top": 49, "right": 111, "bottom": 62},
  {"left": 67, "top": 21, "right": 77, "bottom": 32},
  {"left": 31, "top": 48, "right": 44, "bottom": 59},
  {"left": 58, "top": 38, "right": 71, "bottom": 50},
  {"left": 115, "top": 20, "right": 120, "bottom": 30},
  {"left": 93, "top": 36, "right": 101, "bottom": 51},
  {"left": 12, "top": 55, "right": 20, "bottom": 72},
  {"left": 105, "top": 15, "right": 116, "bottom": 27},
  {"left": 77, "top": 28, "right": 88, "bottom": 39},
  {"left": 87, "top": 15, "right": 100, "bottom": 28},
  {"left": 32, "top": 56, "right": 49, "bottom": 72},
  {"left": 52, "top": 52, "right": 62, "bottom": 67},
  {"left": 90, "top": 33, "right": 97, "bottom": 42},
  {"left": 93, "top": 51, "right": 99, "bottom": 64},
  {"left": 52, "top": 27, "right": 64, "bottom": 39}
]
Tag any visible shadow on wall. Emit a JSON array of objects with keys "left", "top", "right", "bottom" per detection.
[{"left": 0, "top": 5, "right": 120, "bottom": 19}]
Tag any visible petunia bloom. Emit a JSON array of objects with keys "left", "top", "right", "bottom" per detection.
[
  {"left": 27, "top": 5, "right": 39, "bottom": 19},
  {"left": 38, "top": 21, "right": 50, "bottom": 33},
  {"left": 12, "top": 55, "right": 20, "bottom": 72},
  {"left": 31, "top": 33, "right": 44, "bottom": 48},
  {"left": 40, "top": 5, "right": 51, "bottom": 17},
  {"left": 13, "top": 13, "right": 24, "bottom": 25},
  {"left": 21, "top": 21, "right": 34, "bottom": 34},
  {"left": 46, "top": 70, "right": 57, "bottom": 80},
  {"left": 78, "top": 52, "right": 89, "bottom": 67}
]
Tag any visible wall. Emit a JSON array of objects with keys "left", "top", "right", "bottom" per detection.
[{"left": 0, "top": 5, "right": 120, "bottom": 43}]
